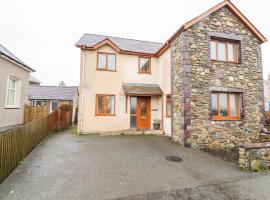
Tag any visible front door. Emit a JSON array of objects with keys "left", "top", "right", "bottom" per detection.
[{"left": 136, "top": 97, "right": 151, "bottom": 129}]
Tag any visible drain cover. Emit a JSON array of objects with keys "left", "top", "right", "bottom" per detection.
[{"left": 165, "top": 156, "right": 183, "bottom": 162}]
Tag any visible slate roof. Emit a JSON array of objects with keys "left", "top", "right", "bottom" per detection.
[
  {"left": 28, "top": 86, "right": 78, "bottom": 101},
  {"left": 29, "top": 75, "right": 41, "bottom": 84},
  {"left": 123, "top": 83, "right": 163, "bottom": 96},
  {"left": 76, "top": 33, "right": 164, "bottom": 54},
  {"left": 0, "top": 44, "right": 34, "bottom": 71}
]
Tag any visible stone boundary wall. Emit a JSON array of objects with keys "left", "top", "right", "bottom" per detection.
[{"left": 239, "top": 142, "right": 270, "bottom": 171}]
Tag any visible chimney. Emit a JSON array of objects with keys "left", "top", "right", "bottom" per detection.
[{"left": 59, "top": 80, "right": 66, "bottom": 87}]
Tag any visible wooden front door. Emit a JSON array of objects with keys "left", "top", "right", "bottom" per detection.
[{"left": 136, "top": 97, "right": 151, "bottom": 129}]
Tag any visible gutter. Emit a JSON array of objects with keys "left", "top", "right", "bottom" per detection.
[{"left": 79, "top": 46, "right": 86, "bottom": 133}]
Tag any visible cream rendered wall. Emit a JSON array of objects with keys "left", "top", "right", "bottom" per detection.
[
  {"left": 78, "top": 45, "right": 164, "bottom": 133},
  {"left": 0, "top": 57, "right": 30, "bottom": 128},
  {"left": 158, "top": 49, "right": 171, "bottom": 136}
]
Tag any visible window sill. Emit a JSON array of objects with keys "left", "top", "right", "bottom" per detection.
[
  {"left": 95, "top": 114, "right": 116, "bottom": 117},
  {"left": 5, "top": 106, "right": 20, "bottom": 109},
  {"left": 211, "top": 118, "right": 241, "bottom": 121},
  {"left": 96, "top": 69, "right": 117, "bottom": 72},
  {"left": 211, "top": 60, "right": 239, "bottom": 64},
  {"left": 165, "top": 115, "right": 171, "bottom": 118},
  {"left": 138, "top": 72, "right": 152, "bottom": 74}
]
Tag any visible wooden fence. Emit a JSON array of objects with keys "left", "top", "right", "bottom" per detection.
[
  {"left": 0, "top": 105, "right": 72, "bottom": 183},
  {"left": 24, "top": 105, "right": 48, "bottom": 124}
]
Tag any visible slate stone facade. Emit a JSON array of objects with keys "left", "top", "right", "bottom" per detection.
[{"left": 171, "top": 7, "right": 264, "bottom": 150}]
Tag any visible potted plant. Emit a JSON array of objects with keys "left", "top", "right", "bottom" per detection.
[{"left": 153, "top": 119, "right": 161, "bottom": 130}]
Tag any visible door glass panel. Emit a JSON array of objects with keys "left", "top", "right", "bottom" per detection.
[
  {"left": 141, "top": 101, "right": 147, "bottom": 115},
  {"left": 230, "top": 94, "right": 238, "bottom": 116},
  {"left": 211, "top": 94, "right": 218, "bottom": 116},
  {"left": 130, "top": 97, "right": 137, "bottom": 114},
  {"left": 220, "top": 93, "right": 228, "bottom": 116},
  {"left": 131, "top": 116, "right": 136, "bottom": 128},
  {"left": 218, "top": 42, "right": 226, "bottom": 61}
]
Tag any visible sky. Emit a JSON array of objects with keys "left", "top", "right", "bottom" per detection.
[{"left": 0, "top": 0, "right": 269, "bottom": 86}]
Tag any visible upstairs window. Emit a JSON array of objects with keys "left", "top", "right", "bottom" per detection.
[
  {"left": 211, "top": 92, "right": 241, "bottom": 121},
  {"left": 6, "top": 76, "right": 21, "bottom": 108},
  {"left": 210, "top": 39, "right": 239, "bottom": 63},
  {"left": 138, "top": 57, "right": 151, "bottom": 73},
  {"left": 96, "top": 95, "right": 115, "bottom": 116},
  {"left": 97, "top": 52, "right": 116, "bottom": 71}
]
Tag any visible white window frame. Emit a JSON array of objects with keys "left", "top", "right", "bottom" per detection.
[
  {"left": 50, "top": 100, "right": 59, "bottom": 113},
  {"left": 5, "top": 76, "right": 21, "bottom": 108}
]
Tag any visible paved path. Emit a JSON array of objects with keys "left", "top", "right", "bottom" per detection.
[{"left": 0, "top": 129, "right": 269, "bottom": 200}]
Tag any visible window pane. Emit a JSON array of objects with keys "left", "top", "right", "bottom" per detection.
[
  {"left": 227, "top": 43, "right": 234, "bottom": 62},
  {"left": 230, "top": 94, "right": 239, "bottom": 116},
  {"left": 218, "top": 42, "right": 226, "bottom": 61},
  {"left": 108, "top": 54, "right": 116, "bottom": 70},
  {"left": 210, "top": 41, "right": 217, "bottom": 60},
  {"left": 8, "top": 90, "right": 15, "bottom": 106},
  {"left": 9, "top": 79, "right": 16, "bottom": 89},
  {"left": 139, "top": 58, "right": 150, "bottom": 72},
  {"left": 106, "top": 96, "right": 115, "bottom": 114},
  {"left": 98, "top": 54, "right": 106, "bottom": 69},
  {"left": 51, "top": 101, "right": 58, "bottom": 111},
  {"left": 141, "top": 102, "right": 147, "bottom": 115},
  {"left": 130, "top": 97, "right": 137, "bottom": 114},
  {"left": 97, "top": 96, "right": 105, "bottom": 114},
  {"left": 211, "top": 94, "right": 218, "bottom": 116},
  {"left": 220, "top": 93, "right": 228, "bottom": 116}
]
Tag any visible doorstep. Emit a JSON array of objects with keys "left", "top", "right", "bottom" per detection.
[{"left": 97, "top": 130, "right": 164, "bottom": 136}]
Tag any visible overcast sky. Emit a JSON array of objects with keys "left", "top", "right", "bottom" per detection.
[{"left": 0, "top": 0, "right": 269, "bottom": 86}]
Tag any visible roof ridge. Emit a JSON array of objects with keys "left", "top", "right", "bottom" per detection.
[{"left": 84, "top": 33, "right": 164, "bottom": 45}]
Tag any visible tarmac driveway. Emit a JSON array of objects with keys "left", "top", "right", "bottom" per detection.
[{"left": 0, "top": 129, "right": 270, "bottom": 200}]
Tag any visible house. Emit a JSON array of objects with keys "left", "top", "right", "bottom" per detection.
[
  {"left": 28, "top": 82, "right": 79, "bottom": 123},
  {"left": 264, "top": 75, "right": 270, "bottom": 111},
  {"left": 29, "top": 75, "right": 41, "bottom": 85},
  {"left": 0, "top": 44, "right": 34, "bottom": 131},
  {"left": 76, "top": 0, "right": 267, "bottom": 150}
]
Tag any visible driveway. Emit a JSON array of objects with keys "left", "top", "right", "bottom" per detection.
[{"left": 0, "top": 129, "right": 269, "bottom": 200}]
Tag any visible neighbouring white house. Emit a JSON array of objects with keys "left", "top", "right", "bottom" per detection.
[{"left": 0, "top": 44, "right": 34, "bottom": 132}]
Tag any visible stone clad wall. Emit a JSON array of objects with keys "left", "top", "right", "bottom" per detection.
[
  {"left": 239, "top": 143, "right": 270, "bottom": 171},
  {"left": 171, "top": 32, "right": 185, "bottom": 142},
  {"left": 171, "top": 7, "right": 264, "bottom": 149}
]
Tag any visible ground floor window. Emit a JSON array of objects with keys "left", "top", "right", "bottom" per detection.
[
  {"left": 166, "top": 95, "right": 171, "bottom": 117},
  {"left": 96, "top": 95, "right": 115, "bottom": 116},
  {"left": 51, "top": 101, "right": 59, "bottom": 112},
  {"left": 211, "top": 92, "right": 241, "bottom": 120}
]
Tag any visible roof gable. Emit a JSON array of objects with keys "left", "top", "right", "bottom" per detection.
[
  {"left": 0, "top": 44, "right": 35, "bottom": 72},
  {"left": 167, "top": 0, "right": 266, "bottom": 44}
]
